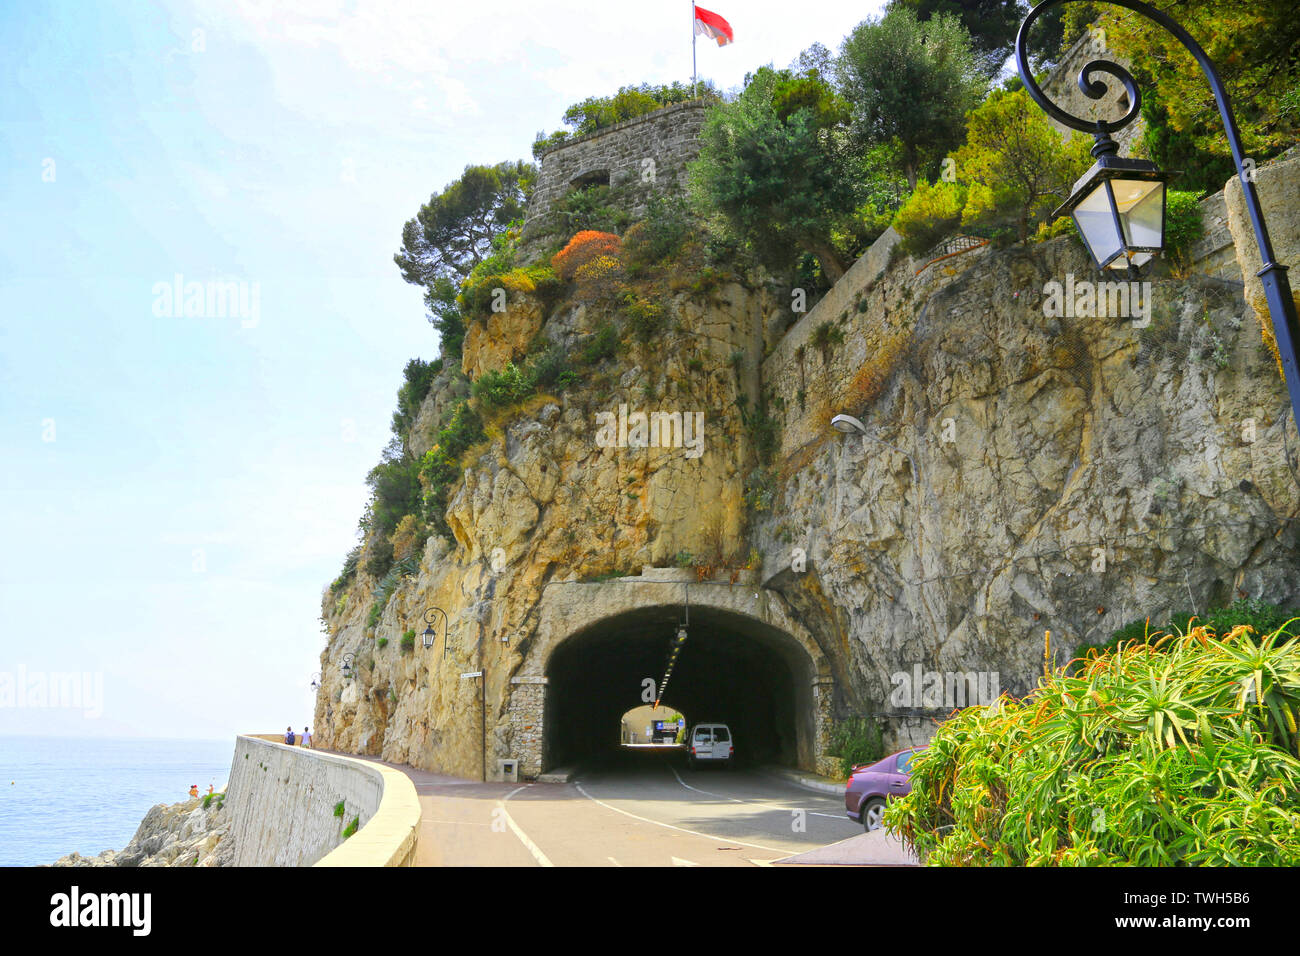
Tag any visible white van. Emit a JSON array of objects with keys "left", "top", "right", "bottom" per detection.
[{"left": 686, "top": 723, "right": 734, "bottom": 768}]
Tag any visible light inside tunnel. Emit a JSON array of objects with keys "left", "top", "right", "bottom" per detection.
[{"left": 543, "top": 604, "right": 815, "bottom": 770}]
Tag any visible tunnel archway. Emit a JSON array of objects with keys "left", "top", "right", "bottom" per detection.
[{"left": 542, "top": 603, "right": 819, "bottom": 770}]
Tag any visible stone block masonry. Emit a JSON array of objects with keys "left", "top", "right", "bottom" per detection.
[{"left": 520, "top": 101, "right": 711, "bottom": 258}]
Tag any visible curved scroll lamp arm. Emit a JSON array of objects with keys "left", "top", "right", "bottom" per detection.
[{"left": 1015, "top": 0, "right": 1300, "bottom": 427}]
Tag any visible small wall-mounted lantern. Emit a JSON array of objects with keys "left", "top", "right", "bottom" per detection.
[
  {"left": 422, "top": 606, "right": 451, "bottom": 656},
  {"left": 341, "top": 654, "right": 354, "bottom": 680}
]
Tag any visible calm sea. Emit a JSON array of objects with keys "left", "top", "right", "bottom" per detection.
[{"left": 0, "top": 735, "right": 234, "bottom": 867}]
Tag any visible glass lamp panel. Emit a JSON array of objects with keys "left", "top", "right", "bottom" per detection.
[
  {"left": 1115, "top": 179, "right": 1164, "bottom": 249},
  {"left": 1071, "top": 181, "right": 1123, "bottom": 267}
]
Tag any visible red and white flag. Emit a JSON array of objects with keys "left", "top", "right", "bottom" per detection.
[{"left": 693, "top": 5, "right": 733, "bottom": 46}]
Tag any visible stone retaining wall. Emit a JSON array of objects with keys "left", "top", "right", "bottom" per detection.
[
  {"left": 225, "top": 735, "right": 420, "bottom": 867},
  {"left": 762, "top": 227, "right": 990, "bottom": 462}
]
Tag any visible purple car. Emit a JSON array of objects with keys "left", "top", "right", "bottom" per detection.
[{"left": 845, "top": 748, "right": 923, "bottom": 831}]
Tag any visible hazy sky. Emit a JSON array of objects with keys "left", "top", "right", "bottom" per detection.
[{"left": 0, "top": 0, "right": 887, "bottom": 740}]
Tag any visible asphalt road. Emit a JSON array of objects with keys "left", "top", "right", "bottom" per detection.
[{"left": 404, "top": 748, "right": 863, "bottom": 867}]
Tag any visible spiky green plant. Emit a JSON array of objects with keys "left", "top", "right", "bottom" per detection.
[{"left": 887, "top": 618, "right": 1300, "bottom": 865}]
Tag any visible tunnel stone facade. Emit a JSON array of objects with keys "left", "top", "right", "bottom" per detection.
[{"left": 505, "top": 569, "right": 837, "bottom": 778}]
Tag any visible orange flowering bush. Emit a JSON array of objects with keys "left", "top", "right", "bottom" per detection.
[{"left": 551, "top": 230, "right": 622, "bottom": 281}]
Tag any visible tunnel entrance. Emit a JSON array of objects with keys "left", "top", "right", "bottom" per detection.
[
  {"left": 621, "top": 704, "right": 686, "bottom": 745},
  {"left": 543, "top": 604, "right": 817, "bottom": 770}
]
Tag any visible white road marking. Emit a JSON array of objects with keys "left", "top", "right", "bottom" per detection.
[
  {"left": 668, "top": 765, "right": 842, "bottom": 818},
  {"left": 607, "top": 856, "right": 623, "bottom": 867},
  {"left": 672, "top": 856, "right": 699, "bottom": 866},
  {"left": 499, "top": 784, "right": 553, "bottom": 867},
  {"left": 573, "top": 781, "right": 786, "bottom": 854}
]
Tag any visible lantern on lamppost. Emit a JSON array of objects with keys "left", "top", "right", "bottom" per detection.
[
  {"left": 310, "top": 672, "right": 321, "bottom": 691},
  {"left": 340, "top": 654, "right": 354, "bottom": 681},
  {"left": 1053, "top": 150, "right": 1167, "bottom": 276}
]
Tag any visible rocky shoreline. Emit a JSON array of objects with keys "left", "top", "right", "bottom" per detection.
[{"left": 52, "top": 792, "right": 233, "bottom": 867}]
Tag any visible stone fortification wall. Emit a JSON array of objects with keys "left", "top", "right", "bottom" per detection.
[{"left": 520, "top": 101, "right": 710, "bottom": 257}]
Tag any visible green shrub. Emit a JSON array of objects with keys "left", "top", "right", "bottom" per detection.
[
  {"left": 828, "top": 716, "right": 885, "bottom": 779},
  {"left": 526, "top": 344, "right": 579, "bottom": 392},
  {"left": 891, "top": 180, "right": 967, "bottom": 257},
  {"left": 531, "top": 128, "right": 571, "bottom": 158},
  {"left": 1070, "top": 598, "right": 1300, "bottom": 674},
  {"left": 472, "top": 362, "right": 533, "bottom": 410},
  {"left": 329, "top": 545, "right": 362, "bottom": 596},
  {"left": 576, "top": 322, "right": 619, "bottom": 365},
  {"left": 419, "top": 402, "right": 487, "bottom": 537},
  {"left": 889, "top": 616, "right": 1300, "bottom": 865},
  {"left": 376, "top": 637, "right": 389, "bottom": 649},
  {"left": 740, "top": 403, "right": 780, "bottom": 464},
  {"left": 342, "top": 816, "right": 360, "bottom": 839},
  {"left": 623, "top": 193, "right": 692, "bottom": 268},
  {"left": 392, "top": 358, "right": 439, "bottom": 440},
  {"left": 363, "top": 535, "right": 395, "bottom": 579},
  {"left": 470, "top": 345, "right": 582, "bottom": 414},
  {"left": 333, "top": 800, "right": 345, "bottom": 818},
  {"left": 366, "top": 554, "right": 419, "bottom": 629},
  {"left": 1165, "top": 190, "right": 1205, "bottom": 266},
  {"left": 400, "top": 629, "right": 416, "bottom": 652},
  {"left": 621, "top": 294, "right": 666, "bottom": 344},
  {"left": 809, "top": 321, "right": 845, "bottom": 362},
  {"left": 557, "top": 185, "right": 630, "bottom": 235},
  {"left": 458, "top": 264, "right": 561, "bottom": 321},
  {"left": 363, "top": 448, "right": 422, "bottom": 551},
  {"left": 743, "top": 467, "right": 777, "bottom": 514},
  {"left": 852, "top": 200, "right": 899, "bottom": 247}
]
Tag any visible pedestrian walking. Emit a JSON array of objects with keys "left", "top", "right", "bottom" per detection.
[
  {"left": 301, "top": 726, "right": 312, "bottom": 748},
  {"left": 285, "top": 726, "right": 296, "bottom": 746}
]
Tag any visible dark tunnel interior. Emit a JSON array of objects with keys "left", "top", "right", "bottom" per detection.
[{"left": 543, "top": 604, "right": 813, "bottom": 769}]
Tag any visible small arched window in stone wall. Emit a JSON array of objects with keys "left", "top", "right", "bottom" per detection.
[{"left": 569, "top": 168, "right": 611, "bottom": 192}]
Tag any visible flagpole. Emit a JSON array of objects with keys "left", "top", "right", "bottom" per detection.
[{"left": 692, "top": 0, "right": 697, "bottom": 98}]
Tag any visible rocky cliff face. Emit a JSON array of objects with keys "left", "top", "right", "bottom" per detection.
[
  {"left": 53, "top": 795, "right": 231, "bottom": 867},
  {"left": 757, "top": 238, "right": 1300, "bottom": 745},
  {"left": 317, "top": 275, "right": 775, "bottom": 775},
  {"left": 315, "top": 180, "right": 1300, "bottom": 772}
]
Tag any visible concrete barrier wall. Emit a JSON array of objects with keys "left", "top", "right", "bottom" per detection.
[{"left": 225, "top": 735, "right": 420, "bottom": 867}]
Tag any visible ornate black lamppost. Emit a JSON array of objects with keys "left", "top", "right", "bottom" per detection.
[
  {"left": 1015, "top": 0, "right": 1300, "bottom": 428},
  {"left": 421, "top": 606, "right": 451, "bottom": 656},
  {"left": 310, "top": 672, "right": 321, "bottom": 691},
  {"left": 340, "top": 653, "right": 354, "bottom": 680}
]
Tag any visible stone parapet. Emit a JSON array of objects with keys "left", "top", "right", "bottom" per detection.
[{"left": 228, "top": 735, "right": 420, "bottom": 867}]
